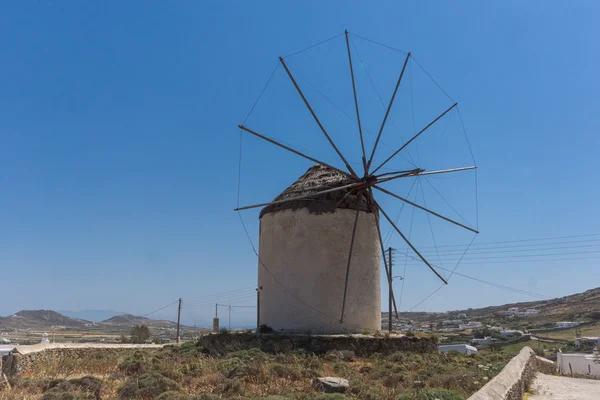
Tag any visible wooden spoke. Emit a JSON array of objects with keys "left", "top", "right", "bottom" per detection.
[
  {"left": 340, "top": 205, "right": 361, "bottom": 323},
  {"left": 366, "top": 52, "right": 411, "bottom": 171},
  {"left": 371, "top": 102, "right": 457, "bottom": 175},
  {"left": 238, "top": 125, "right": 356, "bottom": 179},
  {"left": 375, "top": 200, "right": 448, "bottom": 284},
  {"left": 279, "top": 57, "right": 358, "bottom": 177},
  {"left": 373, "top": 185, "right": 478, "bottom": 234},
  {"left": 235, "top": 181, "right": 364, "bottom": 212},
  {"left": 414, "top": 166, "right": 477, "bottom": 176},
  {"left": 345, "top": 30, "right": 367, "bottom": 174},
  {"left": 369, "top": 189, "right": 398, "bottom": 317}
]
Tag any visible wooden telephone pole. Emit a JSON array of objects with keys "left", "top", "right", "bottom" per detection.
[{"left": 176, "top": 298, "right": 182, "bottom": 344}]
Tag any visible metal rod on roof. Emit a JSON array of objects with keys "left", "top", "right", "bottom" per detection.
[
  {"left": 345, "top": 30, "right": 367, "bottom": 175},
  {"left": 340, "top": 204, "right": 361, "bottom": 323},
  {"left": 234, "top": 181, "right": 365, "bottom": 212},
  {"left": 375, "top": 199, "right": 448, "bottom": 285},
  {"left": 366, "top": 52, "right": 411, "bottom": 172},
  {"left": 238, "top": 125, "right": 356, "bottom": 179},
  {"left": 373, "top": 184, "right": 479, "bottom": 234},
  {"left": 414, "top": 166, "right": 477, "bottom": 176},
  {"left": 279, "top": 57, "right": 359, "bottom": 178},
  {"left": 371, "top": 102, "right": 457, "bottom": 176}
]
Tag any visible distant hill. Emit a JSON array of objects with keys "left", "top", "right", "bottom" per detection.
[
  {"left": 102, "top": 314, "right": 178, "bottom": 329},
  {"left": 59, "top": 309, "right": 126, "bottom": 322},
  {"left": 0, "top": 310, "right": 91, "bottom": 329},
  {"left": 385, "top": 286, "right": 600, "bottom": 322},
  {"left": 0, "top": 310, "right": 180, "bottom": 332}
]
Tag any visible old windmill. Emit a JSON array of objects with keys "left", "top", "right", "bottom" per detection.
[{"left": 235, "top": 31, "right": 478, "bottom": 333}]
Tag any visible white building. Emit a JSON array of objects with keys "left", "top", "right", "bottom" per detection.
[
  {"left": 442, "top": 320, "right": 463, "bottom": 326},
  {"left": 457, "top": 313, "right": 468, "bottom": 319},
  {"left": 499, "top": 329, "right": 523, "bottom": 337},
  {"left": 459, "top": 321, "right": 482, "bottom": 330},
  {"left": 472, "top": 337, "right": 494, "bottom": 345},
  {"left": 439, "top": 344, "right": 478, "bottom": 355},
  {"left": 557, "top": 349, "right": 600, "bottom": 377},
  {"left": 556, "top": 321, "right": 580, "bottom": 329},
  {"left": 576, "top": 337, "right": 600, "bottom": 347},
  {"left": 508, "top": 307, "right": 519, "bottom": 313},
  {"left": 514, "top": 309, "right": 538, "bottom": 317}
]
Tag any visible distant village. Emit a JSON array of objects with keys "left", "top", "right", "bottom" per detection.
[{"left": 382, "top": 305, "right": 600, "bottom": 354}]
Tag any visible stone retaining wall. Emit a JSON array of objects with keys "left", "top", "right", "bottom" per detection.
[
  {"left": 200, "top": 333, "right": 438, "bottom": 357},
  {"left": 468, "top": 346, "right": 556, "bottom": 400},
  {"left": 1, "top": 343, "right": 163, "bottom": 378}
]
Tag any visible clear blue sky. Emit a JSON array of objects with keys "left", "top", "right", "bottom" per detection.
[{"left": 1, "top": 1, "right": 599, "bottom": 327}]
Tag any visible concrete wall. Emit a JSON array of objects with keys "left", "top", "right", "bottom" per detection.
[
  {"left": 468, "top": 347, "right": 552, "bottom": 400},
  {"left": 1, "top": 343, "right": 162, "bottom": 377},
  {"left": 259, "top": 208, "right": 381, "bottom": 333},
  {"left": 557, "top": 352, "right": 600, "bottom": 377},
  {"left": 200, "top": 333, "right": 438, "bottom": 357}
]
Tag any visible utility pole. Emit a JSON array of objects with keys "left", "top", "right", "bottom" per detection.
[
  {"left": 388, "top": 247, "right": 393, "bottom": 333},
  {"left": 176, "top": 298, "right": 182, "bottom": 344},
  {"left": 213, "top": 303, "right": 219, "bottom": 333},
  {"left": 228, "top": 303, "right": 232, "bottom": 330}
]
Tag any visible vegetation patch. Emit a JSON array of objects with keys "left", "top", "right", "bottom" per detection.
[{"left": 2, "top": 338, "right": 513, "bottom": 400}]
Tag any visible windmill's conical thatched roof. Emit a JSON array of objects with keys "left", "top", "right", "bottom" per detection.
[{"left": 260, "top": 165, "right": 372, "bottom": 218}]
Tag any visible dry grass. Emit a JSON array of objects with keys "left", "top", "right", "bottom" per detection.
[{"left": 0, "top": 343, "right": 512, "bottom": 400}]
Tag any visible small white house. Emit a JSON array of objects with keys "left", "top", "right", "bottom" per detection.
[
  {"left": 576, "top": 337, "right": 600, "bottom": 347},
  {"left": 472, "top": 337, "right": 494, "bottom": 345},
  {"left": 459, "top": 321, "right": 482, "bottom": 330},
  {"left": 508, "top": 307, "right": 519, "bottom": 313},
  {"left": 457, "top": 313, "right": 468, "bottom": 319},
  {"left": 557, "top": 350, "right": 600, "bottom": 377},
  {"left": 439, "top": 344, "right": 478, "bottom": 355},
  {"left": 499, "top": 329, "right": 523, "bottom": 337},
  {"left": 556, "top": 321, "right": 580, "bottom": 329}
]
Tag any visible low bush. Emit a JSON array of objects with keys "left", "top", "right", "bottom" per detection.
[{"left": 118, "top": 372, "right": 180, "bottom": 399}]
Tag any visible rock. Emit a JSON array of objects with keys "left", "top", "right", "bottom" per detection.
[
  {"left": 312, "top": 377, "right": 349, "bottom": 393},
  {"left": 340, "top": 350, "right": 356, "bottom": 361}
]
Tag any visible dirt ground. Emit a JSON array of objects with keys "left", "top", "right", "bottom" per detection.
[{"left": 529, "top": 373, "right": 600, "bottom": 400}]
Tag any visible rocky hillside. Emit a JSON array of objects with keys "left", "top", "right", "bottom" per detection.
[
  {"left": 387, "top": 286, "right": 600, "bottom": 322},
  {"left": 102, "top": 314, "right": 178, "bottom": 329},
  {"left": 0, "top": 310, "right": 91, "bottom": 329}
]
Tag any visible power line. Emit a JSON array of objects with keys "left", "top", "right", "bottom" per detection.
[
  {"left": 185, "top": 292, "right": 258, "bottom": 308},
  {"left": 401, "top": 255, "right": 600, "bottom": 266},
  {"left": 185, "top": 287, "right": 256, "bottom": 302},
  {"left": 412, "top": 233, "right": 600, "bottom": 250},
  {"left": 140, "top": 300, "right": 179, "bottom": 318},
  {"left": 413, "top": 240, "right": 600, "bottom": 255}
]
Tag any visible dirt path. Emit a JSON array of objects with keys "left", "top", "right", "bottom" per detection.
[{"left": 529, "top": 373, "right": 600, "bottom": 399}]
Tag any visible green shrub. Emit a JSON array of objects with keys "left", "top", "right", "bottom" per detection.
[
  {"left": 314, "top": 394, "right": 352, "bottom": 400},
  {"left": 118, "top": 372, "right": 180, "bottom": 399},
  {"left": 119, "top": 358, "right": 145, "bottom": 375},
  {"left": 218, "top": 378, "right": 244, "bottom": 395},
  {"left": 398, "top": 388, "right": 463, "bottom": 400},
  {"left": 333, "top": 361, "right": 351, "bottom": 375},
  {"left": 270, "top": 363, "right": 303, "bottom": 379},
  {"left": 156, "top": 392, "right": 191, "bottom": 400}
]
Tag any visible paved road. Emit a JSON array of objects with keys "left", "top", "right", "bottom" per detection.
[{"left": 529, "top": 373, "right": 600, "bottom": 400}]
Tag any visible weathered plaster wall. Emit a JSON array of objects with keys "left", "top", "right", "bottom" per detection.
[
  {"left": 468, "top": 346, "right": 556, "bottom": 400},
  {"left": 259, "top": 208, "right": 381, "bottom": 333},
  {"left": 200, "top": 333, "right": 438, "bottom": 357}
]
